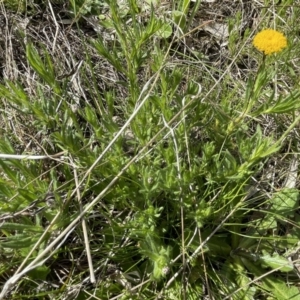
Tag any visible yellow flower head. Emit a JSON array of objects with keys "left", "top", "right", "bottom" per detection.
[{"left": 253, "top": 29, "right": 287, "bottom": 55}]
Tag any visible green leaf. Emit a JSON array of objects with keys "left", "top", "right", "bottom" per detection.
[
  {"left": 264, "top": 278, "right": 300, "bottom": 299},
  {"left": 0, "top": 222, "right": 44, "bottom": 232},
  {"left": 248, "top": 136, "right": 278, "bottom": 161},
  {"left": 180, "top": 0, "right": 191, "bottom": 15},
  {"left": 0, "top": 235, "right": 40, "bottom": 249},
  {"left": 242, "top": 258, "right": 300, "bottom": 299},
  {"left": 252, "top": 68, "right": 275, "bottom": 101},
  {"left": 189, "top": 232, "right": 231, "bottom": 257},
  {"left": 0, "top": 160, "right": 18, "bottom": 183},
  {"left": 18, "top": 188, "right": 37, "bottom": 202},
  {"left": 26, "top": 43, "right": 60, "bottom": 94},
  {"left": 28, "top": 265, "right": 50, "bottom": 280},
  {"left": 172, "top": 11, "right": 186, "bottom": 33},
  {"left": 264, "top": 90, "right": 300, "bottom": 114},
  {"left": 84, "top": 106, "right": 99, "bottom": 128},
  {"left": 259, "top": 250, "right": 294, "bottom": 273},
  {"left": 270, "top": 188, "right": 299, "bottom": 217},
  {"left": 0, "top": 81, "right": 31, "bottom": 109},
  {"left": 156, "top": 22, "right": 172, "bottom": 39},
  {"left": 91, "top": 39, "right": 125, "bottom": 73},
  {"left": 139, "top": 234, "right": 172, "bottom": 281},
  {"left": 137, "top": 14, "right": 163, "bottom": 46},
  {"left": 226, "top": 258, "right": 257, "bottom": 299}
]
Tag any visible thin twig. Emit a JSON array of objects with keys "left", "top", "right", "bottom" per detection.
[
  {"left": 73, "top": 161, "right": 95, "bottom": 284},
  {"left": 0, "top": 151, "right": 65, "bottom": 160}
]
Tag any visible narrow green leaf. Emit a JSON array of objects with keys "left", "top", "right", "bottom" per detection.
[
  {"left": 0, "top": 81, "right": 31, "bottom": 108},
  {"left": 84, "top": 106, "right": 99, "bottom": 128},
  {"left": 26, "top": 43, "right": 59, "bottom": 93},
  {"left": 264, "top": 90, "right": 300, "bottom": 114},
  {"left": 0, "top": 160, "right": 18, "bottom": 183},
  {"left": 18, "top": 188, "right": 37, "bottom": 202},
  {"left": 0, "top": 222, "right": 43, "bottom": 232},
  {"left": 91, "top": 39, "right": 125, "bottom": 73},
  {"left": 1, "top": 235, "right": 40, "bottom": 249}
]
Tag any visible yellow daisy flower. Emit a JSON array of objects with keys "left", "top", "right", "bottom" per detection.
[{"left": 253, "top": 29, "right": 287, "bottom": 55}]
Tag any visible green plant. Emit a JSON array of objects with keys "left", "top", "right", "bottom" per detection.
[{"left": 1, "top": 1, "right": 300, "bottom": 299}]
